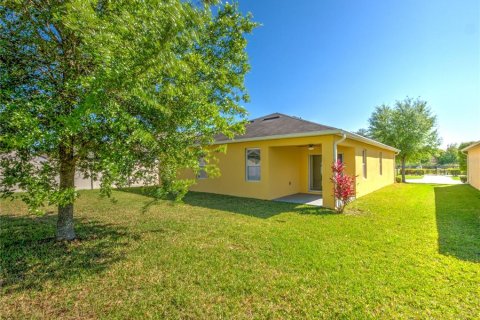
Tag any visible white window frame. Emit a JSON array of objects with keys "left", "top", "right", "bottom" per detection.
[
  {"left": 197, "top": 157, "right": 207, "bottom": 179},
  {"left": 379, "top": 152, "right": 383, "bottom": 175},
  {"left": 246, "top": 148, "right": 261, "bottom": 182},
  {"left": 362, "top": 149, "right": 367, "bottom": 179}
]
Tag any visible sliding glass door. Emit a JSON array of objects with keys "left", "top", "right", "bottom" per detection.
[{"left": 309, "top": 155, "right": 322, "bottom": 192}]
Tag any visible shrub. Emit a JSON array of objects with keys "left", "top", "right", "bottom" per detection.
[
  {"left": 460, "top": 176, "right": 467, "bottom": 183},
  {"left": 331, "top": 160, "right": 356, "bottom": 213},
  {"left": 448, "top": 169, "right": 461, "bottom": 176},
  {"left": 404, "top": 169, "right": 424, "bottom": 176},
  {"left": 395, "top": 176, "right": 402, "bottom": 183},
  {"left": 401, "top": 168, "right": 462, "bottom": 176}
]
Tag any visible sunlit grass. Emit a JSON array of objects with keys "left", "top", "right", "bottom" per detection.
[
  {"left": 1, "top": 184, "right": 479, "bottom": 319},
  {"left": 400, "top": 174, "right": 424, "bottom": 179}
]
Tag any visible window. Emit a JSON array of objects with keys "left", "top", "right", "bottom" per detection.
[
  {"left": 379, "top": 152, "right": 383, "bottom": 175},
  {"left": 337, "top": 153, "right": 344, "bottom": 164},
  {"left": 197, "top": 157, "right": 207, "bottom": 179},
  {"left": 362, "top": 149, "right": 367, "bottom": 178},
  {"left": 246, "top": 148, "right": 261, "bottom": 181}
]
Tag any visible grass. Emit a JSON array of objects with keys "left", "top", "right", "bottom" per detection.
[
  {"left": 1, "top": 184, "right": 479, "bottom": 319},
  {"left": 399, "top": 174, "right": 424, "bottom": 180}
]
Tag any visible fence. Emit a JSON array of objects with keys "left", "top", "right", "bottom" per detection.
[{"left": 395, "top": 168, "right": 466, "bottom": 176}]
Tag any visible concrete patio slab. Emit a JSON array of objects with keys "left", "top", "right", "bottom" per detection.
[{"left": 274, "top": 193, "right": 323, "bottom": 206}]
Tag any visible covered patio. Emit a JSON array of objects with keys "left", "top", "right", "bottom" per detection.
[
  {"left": 274, "top": 193, "right": 323, "bottom": 206},
  {"left": 267, "top": 139, "right": 356, "bottom": 208}
]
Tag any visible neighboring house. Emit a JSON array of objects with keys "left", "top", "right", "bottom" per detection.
[
  {"left": 462, "top": 141, "right": 480, "bottom": 190},
  {"left": 0, "top": 154, "right": 154, "bottom": 192},
  {"left": 186, "top": 113, "right": 400, "bottom": 209}
]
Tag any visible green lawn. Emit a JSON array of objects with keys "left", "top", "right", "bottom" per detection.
[
  {"left": 1, "top": 184, "right": 479, "bottom": 319},
  {"left": 400, "top": 174, "right": 424, "bottom": 180}
]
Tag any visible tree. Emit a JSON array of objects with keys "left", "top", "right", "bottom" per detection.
[
  {"left": 330, "top": 160, "right": 356, "bottom": 213},
  {"left": 436, "top": 144, "right": 459, "bottom": 165},
  {"left": 355, "top": 128, "right": 370, "bottom": 138},
  {"left": 368, "top": 98, "right": 441, "bottom": 182},
  {"left": 0, "top": 0, "right": 256, "bottom": 240},
  {"left": 458, "top": 141, "right": 475, "bottom": 171}
]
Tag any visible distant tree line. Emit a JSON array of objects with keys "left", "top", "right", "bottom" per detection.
[{"left": 355, "top": 97, "right": 472, "bottom": 181}]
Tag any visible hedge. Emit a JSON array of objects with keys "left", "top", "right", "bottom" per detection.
[{"left": 397, "top": 168, "right": 466, "bottom": 176}]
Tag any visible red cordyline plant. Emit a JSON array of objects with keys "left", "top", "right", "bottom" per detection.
[{"left": 330, "top": 160, "right": 356, "bottom": 213}]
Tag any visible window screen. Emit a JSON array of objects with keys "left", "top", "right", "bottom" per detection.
[{"left": 246, "top": 148, "right": 261, "bottom": 181}]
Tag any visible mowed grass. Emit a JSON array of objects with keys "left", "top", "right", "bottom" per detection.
[
  {"left": 400, "top": 174, "right": 424, "bottom": 180},
  {"left": 1, "top": 184, "right": 479, "bottom": 319}
]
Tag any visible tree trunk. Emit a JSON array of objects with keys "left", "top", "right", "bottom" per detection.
[
  {"left": 401, "top": 157, "right": 406, "bottom": 183},
  {"left": 57, "top": 145, "right": 76, "bottom": 241}
]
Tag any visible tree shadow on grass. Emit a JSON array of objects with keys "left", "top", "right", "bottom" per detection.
[
  {"left": 434, "top": 184, "right": 480, "bottom": 262},
  {"left": 120, "top": 187, "right": 335, "bottom": 219},
  {"left": 0, "top": 212, "right": 136, "bottom": 294}
]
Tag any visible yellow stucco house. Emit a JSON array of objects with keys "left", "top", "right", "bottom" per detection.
[
  {"left": 188, "top": 113, "right": 399, "bottom": 209},
  {"left": 462, "top": 141, "right": 480, "bottom": 190}
]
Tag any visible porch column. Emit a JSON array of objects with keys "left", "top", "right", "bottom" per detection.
[{"left": 321, "top": 136, "right": 335, "bottom": 209}]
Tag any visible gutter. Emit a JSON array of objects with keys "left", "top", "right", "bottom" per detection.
[
  {"left": 333, "top": 132, "right": 347, "bottom": 163},
  {"left": 461, "top": 141, "right": 480, "bottom": 152},
  {"left": 213, "top": 130, "right": 400, "bottom": 153},
  {"left": 212, "top": 130, "right": 341, "bottom": 145},
  {"left": 343, "top": 131, "right": 400, "bottom": 153}
]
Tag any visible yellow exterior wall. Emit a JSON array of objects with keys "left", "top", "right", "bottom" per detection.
[
  {"left": 320, "top": 135, "right": 335, "bottom": 208},
  {"left": 185, "top": 135, "right": 395, "bottom": 209},
  {"left": 268, "top": 146, "right": 302, "bottom": 198},
  {"left": 186, "top": 141, "right": 271, "bottom": 199},
  {"left": 467, "top": 144, "right": 480, "bottom": 190},
  {"left": 346, "top": 139, "right": 395, "bottom": 198},
  {"left": 297, "top": 147, "right": 321, "bottom": 194},
  {"left": 338, "top": 145, "right": 356, "bottom": 177},
  {"left": 187, "top": 135, "right": 338, "bottom": 207}
]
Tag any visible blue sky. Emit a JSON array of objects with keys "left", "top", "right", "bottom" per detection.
[{"left": 238, "top": 0, "right": 480, "bottom": 147}]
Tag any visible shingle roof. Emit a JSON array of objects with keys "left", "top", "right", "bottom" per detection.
[{"left": 215, "top": 113, "right": 339, "bottom": 142}]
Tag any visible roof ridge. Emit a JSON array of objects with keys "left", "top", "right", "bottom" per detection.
[
  {"left": 250, "top": 112, "right": 339, "bottom": 131},
  {"left": 277, "top": 113, "right": 339, "bottom": 130},
  {"left": 248, "top": 112, "right": 282, "bottom": 122}
]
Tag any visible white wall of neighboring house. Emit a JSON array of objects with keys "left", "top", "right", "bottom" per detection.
[
  {"left": 72, "top": 172, "right": 157, "bottom": 190},
  {"left": 0, "top": 154, "right": 158, "bottom": 192}
]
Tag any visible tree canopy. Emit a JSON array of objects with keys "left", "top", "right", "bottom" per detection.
[
  {"left": 354, "top": 128, "right": 370, "bottom": 138},
  {"left": 458, "top": 141, "right": 475, "bottom": 171},
  {"left": 0, "top": 0, "right": 256, "bottom": 240},
  {"left": 367, "top": 97, "right": 441, "bottom": 182},
  {"left": 435, "top": 144, "right": 459, "bottom": 166}
]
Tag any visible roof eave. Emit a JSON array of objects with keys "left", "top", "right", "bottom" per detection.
[
  {"left": 461, "top": 141, "right": 480, "bottom": 152},
  {"left": 212, "top": 130, "right": 342, "bottom": 145},
  {"left": 213, "top": 130, "right": 401, "bottom": 152},
  {"left": 344, "top": 131, "right": 400, "bottom": 153}
]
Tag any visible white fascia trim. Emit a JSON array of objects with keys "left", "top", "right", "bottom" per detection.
[
  {"left": 213, "top": 130, "right": 400, "bottom": 152},
  {"left": 344, "top": 132, "right": 400, "bottom": 153},
  {"left": 461, "top": 141, "right": 480, "bottom": 152},
  {"left": 212, "top": 130, "right": 342, "bottom": 145}
]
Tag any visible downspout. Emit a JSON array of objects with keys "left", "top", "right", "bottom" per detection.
[
  {"left": 333, "top": 132, "right": 347, "bottom": 163},
  {"left": 333, "top": 132, "right": 347, "bottom": 209}
]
